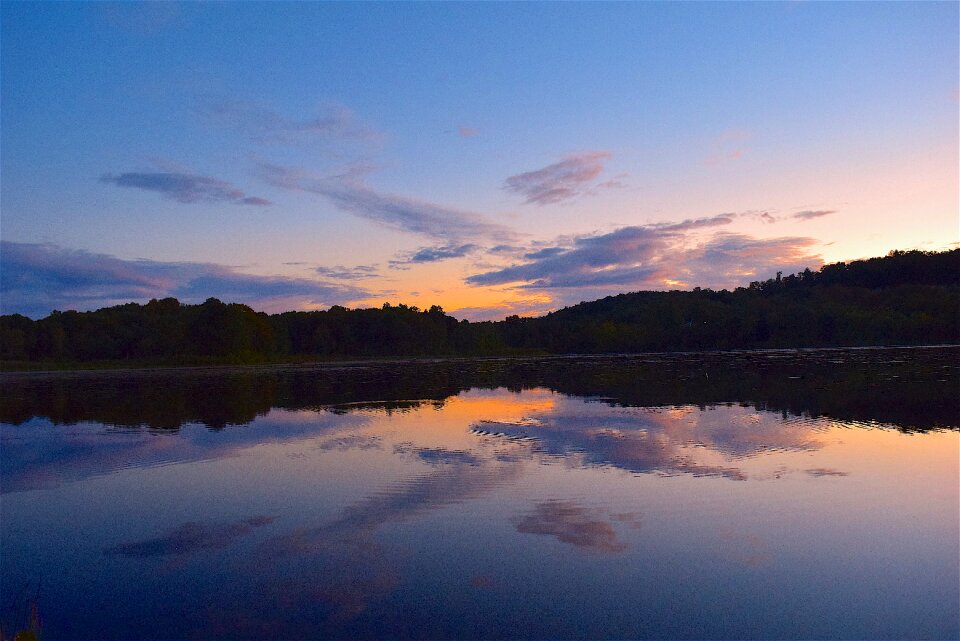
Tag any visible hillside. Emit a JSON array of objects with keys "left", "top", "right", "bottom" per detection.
[{"left": 1, "top": 249, "right": 957, "bottom": 365}]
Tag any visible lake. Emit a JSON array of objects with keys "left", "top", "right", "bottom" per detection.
[{"left": 2, "top": 347, "right": 958, "bottom": 640}]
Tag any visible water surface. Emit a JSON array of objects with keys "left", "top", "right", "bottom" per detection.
[{"left": 2, "top": 347, "right": 958, "bottom": 639}]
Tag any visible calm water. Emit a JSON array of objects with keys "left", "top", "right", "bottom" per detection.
[{"left": 2, "top": 347, "right": 958, "bottom": 640}]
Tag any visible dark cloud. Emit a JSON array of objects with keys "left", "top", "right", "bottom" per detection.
[
  {"left": 389, "top": 244, "right": 478, "bottom": 267},
  {"left": 171, "top": 273, "right": 362, "bottom": 303},
  {"left": 512, "top": 501, "right": 629, "bottom": 553},
  {"left": 466, "top": 226, "right": 671, "bottom": 289},
  {"left": 100, "top": 172, "right": 272, "bottom": 206},
  {"left": 409, "top": 244, "right": 477, "bottom": 263},
  {"left": 792, "top": 209, "right": 836, "bottom": 221},
  {"left": 466, "top": 215, "right": 821, "bottom": 299},
  {"left": 0, "top": 241, "right": 369, "bottom": 318},
  {"left": 261, "top": 163, "right": 515, "bottom": 244},
  {"left": 503, "top": 152, "right": 612, "bottom": 205},
  {"left": 104, "top": 516, "right": 274, "bottom": 557},
  {"left": 1, "top": 241, "right": 173, "bottom": 317}
]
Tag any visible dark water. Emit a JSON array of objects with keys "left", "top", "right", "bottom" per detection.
[{"left": 2, "top": 347, "right": 958, "bottom": 640}]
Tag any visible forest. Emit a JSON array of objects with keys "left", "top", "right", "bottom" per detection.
[{"left": 1, "top": 248, "right": 957, "bottom": 365}]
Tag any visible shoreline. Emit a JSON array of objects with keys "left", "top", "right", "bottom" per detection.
[{"left": 2, "top": 344, "right": 957, "bottom": 380}]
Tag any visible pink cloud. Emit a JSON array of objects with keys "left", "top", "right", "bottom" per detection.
[
  {"left": 503, "top": 152, "right": 613, "bottom": 205},
  {"left": 792, "top": 209, "right": 836, "bottom": 221}
]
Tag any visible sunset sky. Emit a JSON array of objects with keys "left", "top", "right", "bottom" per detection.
[{"left": 2, "top": 2, "right": 957, "bottom": 319}]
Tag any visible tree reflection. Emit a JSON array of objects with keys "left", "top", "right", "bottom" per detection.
[{"left": 3, "top": 347, "right": 953, "bottom": 431}]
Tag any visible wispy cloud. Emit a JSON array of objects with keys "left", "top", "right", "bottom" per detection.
[
  {"left": 704, "top": 148, "right": 745, "bottom": 166},
  {"left": 0, "top": 241, "right": 370, "bottom": 318},
  {"left": 100, "top": 172, "right": 272, "bottom": 206},
  {"left": 206, "top": 100, "right": 381, "bottom": 147},
  {"left": 261, "top": 163, "right": 516, "bottom": 244},
  {"left": 792, "top": 209, "right": 836, "bottom": 221},
  {"left": 314, "top": 264, "right": 380, "bottom": 280},
  {"left": 503, "top": 152, "right": 613, "bottom": 205},
  {"left": 449, "top": 297, "right": 554, "bottom": 322},
  {"left": 752, "top": 208, "right": 837, "bottom": 224},
  {"left": 676, "top": 233, "right": 822, "bottom": 286},
  {"left": 466, "top": 214, "right": 821, "bottom": 301},
  {"left": 704, "top": 129, "right": 750, "bottom": 166}
]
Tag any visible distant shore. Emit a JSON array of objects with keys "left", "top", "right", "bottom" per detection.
[{"left": 3, "top": 344, "right": 956, "bottom": 379}]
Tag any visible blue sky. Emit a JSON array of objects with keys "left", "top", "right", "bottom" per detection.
[{"left": 2, "top": 2, "right": 957, "bottom": 318}]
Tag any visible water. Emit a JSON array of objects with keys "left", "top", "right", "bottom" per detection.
[{"left": 2, "top": 347, "right": 958, "bottom": 640}]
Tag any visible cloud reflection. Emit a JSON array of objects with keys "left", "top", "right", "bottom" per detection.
[
  {"left": 1, "top": 409, "right": 371, "bottom": 494},
  {"left": 512, "top": 501, "right": 636, "bottom": 553},
  {"left": 805, "top": 467, "right": 848, "bottom": 477},
  {"left": 104, "top": 516, "right": 275, "bottom": 557},
  {"left": 473, "top": 403, "right": 825, "bottom": 480},
  {"left": 243, "top": 455, "right": 524, "bottom": 625}
]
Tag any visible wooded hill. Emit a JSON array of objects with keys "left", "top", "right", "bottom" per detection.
[{"left": 1, "top": 249, "right": 957, "bottom": 365}]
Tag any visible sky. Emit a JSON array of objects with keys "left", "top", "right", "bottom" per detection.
[{"left": 1, "top": 2, "right": 957, "bottom": 320}]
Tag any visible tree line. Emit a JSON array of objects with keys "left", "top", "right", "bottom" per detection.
[{"left": 1, "top": 249, "right": 957, "bottom": 364}]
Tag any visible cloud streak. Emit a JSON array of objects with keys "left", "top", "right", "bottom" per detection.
[
  {"left": 792, "top": 209, "right": 836, "bottom": 221},
  {"left": 315, "top": 265, "right": 380, "bottom": 280},
  {"left": 101, "top": 172, "right": 272, "bottom": 206},
  {"left": 503, "top": 152, "right": 612, "bottom": 205},
  {"left": 261, "top": 163, "right": 515, "bottom": 244},
  {"left": 206, "top": 101, "right": 381, "bottom": 147},
  {"left": 0, "top": 241, "right": 370, "bottom": 318}
]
